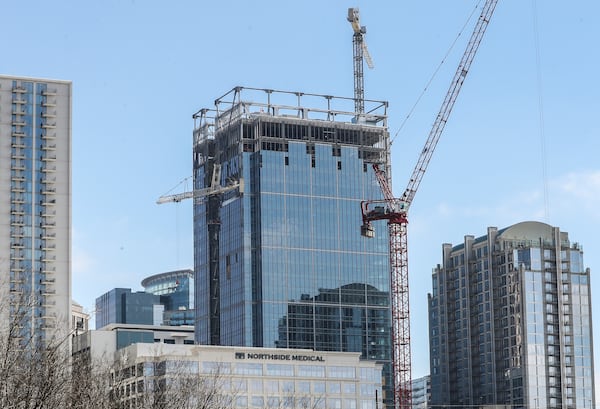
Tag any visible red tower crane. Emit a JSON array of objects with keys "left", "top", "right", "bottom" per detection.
[{"left": 360, "top": 1, "right": 500, "bottom": 408}]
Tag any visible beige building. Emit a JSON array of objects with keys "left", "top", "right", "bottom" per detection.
[
  {"left": 114, "top": 343, "right": 383, "bottom": 409},
  {"left": 73, "top": 330, "right": 383, "bottom": 409},
  {"left": 0, "top": 75, "right": 72, "bottom": 342}
]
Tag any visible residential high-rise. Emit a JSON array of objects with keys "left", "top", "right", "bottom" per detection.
[
  {"left": 0, "top": 75, "right": 71, "bottom": 343},
  {"left": 428, "top": 221, "right": 595, "bottom": 409},
  {"left": 193, "top": 87, "right": 392, "bottom": 407}
]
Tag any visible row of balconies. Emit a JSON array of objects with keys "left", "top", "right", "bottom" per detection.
[{"left": 11, "top": 87, "right": 57, "bottom": 96}]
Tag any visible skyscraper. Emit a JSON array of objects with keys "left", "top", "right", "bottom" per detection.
[
  {"left": 193, "top": 87, "right": 392, "bottom": 406},
  {"left": 428, "top": 221, "right": 595, "bottom": 409},
  {"left": 0, "top": 75, "right": 72, "bottom": 342}
]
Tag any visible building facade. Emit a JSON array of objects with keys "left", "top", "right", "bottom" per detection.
[
  {"left": 72, "top": 300, "right": 90, "bottom": 336},
  {"left": 0, "top": 75, "right": 71, "bottom": 343},
  {"left": 95, "top": 288, "right": 161, "bottom": 329},
  {"left": 142, "top": 269, "right": 194, "bottom": 326},
  {"left": 111, "top": 344, "right": 384, "bottom": 409},
  {"left": 192, "top": 87, "right": 392, "bottom": 405},
  {"left": 412, "top": 375, "right": 430, "bottom": 409},
  {"left": 96, "top": 269, "right": 195, "bottom": 329},
  {"left": 428, "top": 221, "right": 595, "bottom": 409}
]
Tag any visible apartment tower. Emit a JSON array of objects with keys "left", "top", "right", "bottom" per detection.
[
  {"left": 193, "top": 87, "right": 393, "bottom": 407},
  {"left": 428, "top": 221, "right": 595, "bottom": 409},
  {"left": 0, "top": 75, "right": 71, "bottom": 342}
]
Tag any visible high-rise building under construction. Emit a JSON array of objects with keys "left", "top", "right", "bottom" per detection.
[
  {"left": 193, "top": 87, "right": 393, "bottom": 407},
  {"left": 428, "top": 221, "right": 595, "bottom": 409}
]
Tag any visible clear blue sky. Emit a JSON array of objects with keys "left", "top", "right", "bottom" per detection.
[{"left": 3, "top": 0, "right": 599, "bottom": 388}]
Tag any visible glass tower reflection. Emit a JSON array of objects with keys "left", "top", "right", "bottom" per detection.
[{"left": 193, "top": 88, "right": 393, "bottom": 407}]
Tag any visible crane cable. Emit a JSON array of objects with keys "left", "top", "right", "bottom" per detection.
[
  {"left": 532, "top": 0, "right": 550, "bottom": 221},
  {"left": 391, "top": 0, "right": 484, "bottom": 146}
]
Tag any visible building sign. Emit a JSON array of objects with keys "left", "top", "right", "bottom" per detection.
[{"left": 235, "top": 352, "right": 324, "bottom": 362}]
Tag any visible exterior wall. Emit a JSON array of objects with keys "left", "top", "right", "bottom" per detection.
[
  {"left": 72, "top": 300, "right": 90, "bottom": 335},
  {"left": 115, "top": 343, "right": 384, "bottom": 409},
  {"left": 74, "top": 324, "right": 195, "bottom": 355},
  {"left": 192, "top": 88, "right": 393, "bottom": 407},
  {"left": 428, "top": 221, "right": 595, "bottom": 409},
  {"left": 95, "top": 288, "right": 161, "bottom": 328},
  {"left": 0, "top": 75, "right": 71, "bottom": 343},
  {"left": 142, "top": 269, "right": 194, "bottom": 326},
  {"left": 412, "top": 375, "right": 430, "bottom": 408}
]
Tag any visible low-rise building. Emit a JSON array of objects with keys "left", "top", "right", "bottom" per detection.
[{"left": 114, "top": 343, "right": 384, "bottom": 409}]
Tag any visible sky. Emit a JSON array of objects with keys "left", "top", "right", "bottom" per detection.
[{"left": 2, "top": 0, "right": 599, "bottom": 390}]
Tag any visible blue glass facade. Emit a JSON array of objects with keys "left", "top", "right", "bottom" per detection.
[
  {"left": 96, "top": 270, "right": 195, "bottom": 328},
  {"left": 193, "top": 88, "right": 393, "bottom": 407},
  {"left": 142, "top": 269, "right": 194, "bottom": 326},
  {"left": 95, "top": 288, "right": 160, "bottom": 328}
]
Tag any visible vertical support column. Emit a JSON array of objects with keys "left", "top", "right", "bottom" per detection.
[{"left": 389, "top": 221, "right": 411, "bottom": 409}]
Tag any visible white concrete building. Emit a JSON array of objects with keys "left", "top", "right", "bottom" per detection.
[
  {"left": 0, "top": 75, "right": 72, "bottom": 342},
  {"left": 73, "top": 329, "right": 384, "bottom": 409},
  {"left": 114, "top": 343, "right": 384, "bottom": 409}
]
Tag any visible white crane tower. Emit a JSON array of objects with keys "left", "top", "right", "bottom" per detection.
[{"left": 347, "top": 7, "right": 374, "bottom": 115}]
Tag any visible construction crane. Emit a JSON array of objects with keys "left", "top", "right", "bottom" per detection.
[
  {"left": 360, "top": 1, "right": 499, "bottom": 408},
  {"left": 347, "top": 7, "right": 374, "bottom": 115},
  {"left": 156, "top": 165, "right": 243, "bottom": 204}
]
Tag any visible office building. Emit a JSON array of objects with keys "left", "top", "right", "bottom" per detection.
[
  {"left": 74, "top": 323, "right": 194, "bottom": 357},
  {"left": 0, "top": 75, "right": 71, "bottom": 342},
  {"left": 142, "top": 269, "right": 194, "bottom": 326},
  {"left": 193, "top": 87, "right": 392, "bottom": 405},
  {"left": 428, "top": 221, "right": 595, "bottom": 409},
  {"left": 95, "top": 269, "right": 194, "bottom": 329},
  {"left": 95, "top": 288, "right": 161, "bottom": 329},
  {"left": 86, "top": 343, "right": 383, "bottom": 409}
]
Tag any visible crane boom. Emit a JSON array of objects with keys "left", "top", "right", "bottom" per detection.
[
  {"left": 156, "top": 164, "right": 243, "bottom": 204},
  {"left": 401, "top": 0, "right": 499, "bottom": 208},
  {"left": 156, "top": 182, "right": 241, "bottom": 204},
  {"left": 360, "top": 2, "right": 499, "bottom": 409}
]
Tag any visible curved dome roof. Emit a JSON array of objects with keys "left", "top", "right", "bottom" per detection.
[{"left": 497, "top": 221, "right": 554, "bottom": 242}]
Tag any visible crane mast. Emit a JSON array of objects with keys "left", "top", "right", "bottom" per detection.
[
  {"left": 347, "top": 8, "right": 374, "bottom": 114},
  {"left": 360, "top": 2, "right": 499, "bottom": 408}
]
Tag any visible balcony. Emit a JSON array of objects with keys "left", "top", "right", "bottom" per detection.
[
  {"left": 40, "top": 153, "right": 57, "bottom": 161},
  {"left": 10, "top": 218, "right": 25, "bottom": 226},
  {"left": 41, "top": 165, "right": 57, "bottom": 173}
]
